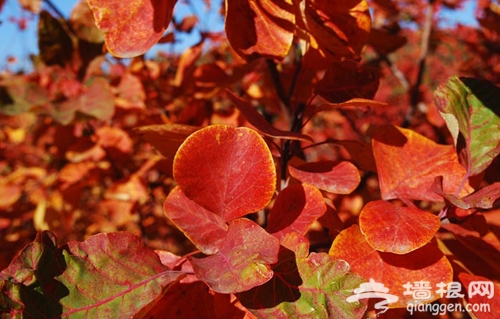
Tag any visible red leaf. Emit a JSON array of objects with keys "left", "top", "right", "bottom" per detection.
[
  {"left": 301, "top": 0, "right": 371, "bottom": 58},
  {"left": 289, "top": 161, "right": 360, "bottom": 194},
  {"left": 115, "top": 72, "right": 146, "bottom": 110},
  {"left": 172, "top": 41, "right": 203, "bottom": 87},
  {"left": 174, "top": 125, "right": 276, "bottom": 220},
  {"left": 226, "top": 90, "right": 314, "bottom": 142},
  {"left": 189, "top": 218, "right": 279, "bottom": 293},
  {"left": 266, "top": 184, "right": 326, "bottom": 240},
  {"left": 330, "top": 225, "right": 453, "bottom": 308},
  {"left": 432, "top": 176, "right": 500, "bottom": 209},
  {"left": 225, "top": 0, "right": 295, "bottom": 60},
  {"left": 458, "top": 273, "right": 500, "bottom": 319},
  {"left": 164, "top": 186, "right": 228, "bottom": 255},
  {"left": 175, "top": 14, "right": 198, "bottom": 33},
  {"left": 87, "top": 0, "right": 177, "bottom": 57},
  {"left": 359, "top": 200, "right": 441, "bottom": 254},
  {"left": 372, "top": 125, "right": 472, "bottom": 201}
]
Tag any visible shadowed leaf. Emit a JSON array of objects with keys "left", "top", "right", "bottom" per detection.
[
  {"left": 226, "top": 90, "right": 314, "bottom": 142},
  {"left": 359, "top": 200, "right": 441, "bottom": 254},
  {"left": 330, "top": 225, "right": 453, "bottom": 308},
  {"left": 189, "top": 218, "right": 279, "bottom": 294},
  {"left": 135, "top": 123, "right": 200, "bottom": 160},
  {"left": 458, "top": 273, "right": 500, "bottom": 319},
  {"left": 173, "top": 124, "right": 276, "bottom": 220},
  {"left": 289, "top": 161, "right": 360, "bottom": 194},
  {"left": 434, "top": 76, "right": 500, "bottom": 176},
  {"left": 0, "top": 231, "right": 185, "bottom": 318},
  {"left": 239, "top": 232, "right": 368, "bottom": 318},
  {"left": 225, "top": 0, "right": 295, "bottom": 60},
  {"left": 267, "top": 184, "right": 326, "bottom": 240}
]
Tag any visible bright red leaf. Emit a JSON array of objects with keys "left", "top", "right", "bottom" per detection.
[
  {"left": 164, "top": 186, "right": 228, "bottom": 255},
  {"left": 359, "top": 200, "right": 441, "bottom": 254},
  {"left": 87, "top": 0, "right": 177, "bottom": 57},
  {"left": 173, "top": 124, "right": 276, "bottom": 220},
  {"left": 189, "top": 218, "right": 279, "bottom": 294},
  {"left": 225, "top": 0, "right": 295, "bottom": 60},
  {"left": 372, "top": 125, "right": 472, "bottom": 201},
  {"left": 330, "top": 225, "right": 453, "bottom": 308},
  {"left": 289, "top": 161, "right": 360, "bottom": 194},
  {"left": 266, "top": 183, "right": 326, "bottom": 240}
]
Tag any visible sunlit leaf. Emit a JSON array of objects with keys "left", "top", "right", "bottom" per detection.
[
  {"left": 86, "top": 0, "right": 177, "bottom": 57},
  {"left": 432, "top": 176, "right": 500, "bottom": 209},
  {"left": 189, "top": 218, "right": 279, "bottom": 293},
  {"left": 225, "top": 0, "right": 295, "bottom": 60},
  {"left": 359, "top": 200, "right": 440, "bottom": 254},
  {"left": 174, "top": 125, "right": 276, "bottom": 220},
  {"left": 289, "top": 161, "right": 360, "bottom": 194},
  {"left": 164, "top": 186, "right": 228, "bottom": 255},
  {"left": 238, "top": 232, "right": 368, "bottom": 318},
  {"left": 267, "top": 184, "right": 326, "bottom": 240},
  {"left": 0, "top": 231, "right": 185, "bottom": 318},
  {"left": 372, "top": 125, "right": 472, "bottom": 201},
  {"left": 226, "top": 90, "right": 314, "bottom": 142},
  {"left": 18, "top": 0, "right": 41, "bottom": 13},
  {"left": 330, "top": 225, "right": 453, "bottom": 308},
  {"left": 434, "top": 76, "right": 500, "bottom": 176}
]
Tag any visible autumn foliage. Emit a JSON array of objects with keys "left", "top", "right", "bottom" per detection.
[{"left": 1, "top": 0, "right": 500, "bottom": 318}]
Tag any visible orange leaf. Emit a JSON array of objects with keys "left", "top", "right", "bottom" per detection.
[
  {"left": 174, "top": 125, "right": 276, "bottom": 220},
  {"left": 329, "top": 225, "right": 453, "bottom": 308},
  {"left": 359, "top": 200, "right": 441, "bottom": 254},
  {"left": 372, "top": 125, "right": 472, "bottom": 201},
  {"left": 135, "top": 124, "right": 200, "bottom": 160},
  {"left": 225, "top": 0, "right": 295, "bottom": 61},
  {"left": 289, "top": 161, "right": 360, "bottom": 194},
  {"left": 87, "top": 0, "right": 177, "bottom": 57}
]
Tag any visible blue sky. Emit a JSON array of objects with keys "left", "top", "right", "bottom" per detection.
[{"left": 0, "top": 0, "right": 479, "bottom": 72}]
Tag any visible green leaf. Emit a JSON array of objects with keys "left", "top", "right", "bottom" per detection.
[
  {"left": 238, "top": 232, "right": 367, "bottom": 319},
  {"left": 434, "top": 76, "right": 500, "bottom": 176},
  {"left": 1, "top": 231, "right": 184, "bottom": 318}
]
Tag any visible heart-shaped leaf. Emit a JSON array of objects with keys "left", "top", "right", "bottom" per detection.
[
  {"left": 359, "top": 200, "right": 441, "bottom": 254},
  {"left": 173, "top": 124, "right": 276, "bottom": 220}
]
